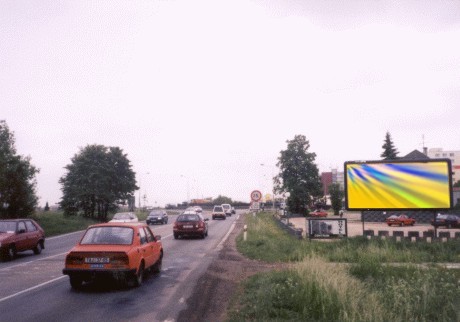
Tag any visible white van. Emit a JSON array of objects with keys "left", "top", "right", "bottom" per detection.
[{"left": 221, "top": 204, "right": 232, "bottom": 216}]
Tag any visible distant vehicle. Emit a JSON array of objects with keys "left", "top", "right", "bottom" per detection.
[
  {"left": 431, "top": 214, "right": 460, "bottom": 228},
  {"left": 221, "top": 204, "right": 232, "bottom": 216},
  {"left": 63, "top": 222, "right": 163, "bottom": 289},
  {"left": 212, "top": 205, "right": 226, "bottom": 220},
  {"left": 231, "top": 207, "right": 236, "bottom": 215},
  {"left": 146, "top": 210, "right": 168, "bottom": 225},
  {"left": 385, "top": 214, "right": 415, "bottom": 226},
  {"left": 192, "top": 206, "right": 203, "bottom": 213},
  {"left": 309, "top": 210, "right": 328, "bottom": 218},
  {"left": 109, "top": 212, "right": 139, "bottom": 223},
  {"left": 173, "top": 212, "right": 209, "bottom": 239},
  {"left": 0, "top": 219, "right": 45, "bottom": 261}
]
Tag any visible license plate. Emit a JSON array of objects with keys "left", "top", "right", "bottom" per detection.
[
  {"left": 90, "top": 264, "right": 105, "bottom": 269},
  {"left": 85, "top": 257, "right": 110, "bottom": 264},
  {"left": 183, "top": 225, "right": 194, "bottom": 228}
]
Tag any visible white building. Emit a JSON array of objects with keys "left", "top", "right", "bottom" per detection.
[{"left": 427, "top": 148, "right": 460, "bottom": 184}]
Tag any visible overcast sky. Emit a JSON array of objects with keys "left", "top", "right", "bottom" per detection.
[{"left": 2, "top": 1, "right": 460, "bottom": 208}]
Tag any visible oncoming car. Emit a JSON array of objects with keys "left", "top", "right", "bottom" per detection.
[
  {"left": 0, "top": 219, "right": 45, "bottom": 261},
  {"left": 146, "top": 210, "right": 168, "bottom": 225},
  {"left": 63, "top": 222, "right": 163, "bottom": 289}
]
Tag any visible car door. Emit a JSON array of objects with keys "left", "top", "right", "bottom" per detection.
[
  {"left": 138, "top": 227, "right": 156, "bottom": 269},
  {"left": 144, "top": 226, "right": 161, "bottom": 268},
  {"left": 15, "top": 221, "right": 30, "bottom": 252}
]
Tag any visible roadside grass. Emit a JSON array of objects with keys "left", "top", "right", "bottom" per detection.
[
  {"left": 230, "top": 212, "right": 460, "bottom": 322},
  {"left": 236, "top": 212, "right": 460, "bottom": 263},
  {"left": 32, "top": 211, "right": 99, "bottom": 237}
]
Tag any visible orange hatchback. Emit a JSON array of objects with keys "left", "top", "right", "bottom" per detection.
[
  {"left": 385, "top": 214, "right": 416, "bottom": 226},
  {"left": 63, "top": 222, "right": 163, "bottom": 289}
]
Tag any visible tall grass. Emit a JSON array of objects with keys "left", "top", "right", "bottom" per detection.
[{"left": 230, "top": 212, "right": 460, "bottom": 321}]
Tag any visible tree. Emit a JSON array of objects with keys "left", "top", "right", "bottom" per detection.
[
  {"left": 44, "top": 202, "right": 50, "bottom": 211},
  {"left": 453, "top": 180, "right": 460, "bottom": 188},
  {"left": 212, "top": 195, "right": 233, "bottom": 205},
  {"left": 0, "top": 120, "right": 39, "bottom": 219},
  {"left": 274, "top": 135, "right": 322, "bottom": 215},
  {"left": 59, "top": 144, "right": 138, "bottom": 221},
  {"left": 328, "top": 183, "right": 344, "bottom": 216},
  {"left": 380, "top": 131, "right": 399, "bottom": 160}
]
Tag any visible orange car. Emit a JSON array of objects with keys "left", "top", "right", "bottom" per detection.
[
  {"left": 63, "top": 222, "right": 163, "bottom": 289},
  {"left": 385, "top": 214, "right": 416, "bottom": 226}
]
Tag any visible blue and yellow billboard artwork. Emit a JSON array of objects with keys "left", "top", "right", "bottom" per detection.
[{"left": 344, "top": 159, "right": 453, "bottom": 210}]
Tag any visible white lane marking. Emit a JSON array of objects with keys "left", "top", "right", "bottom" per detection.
[
  {"left": 0, "top": 252, "right": 69, "bottom": 271},
  {"left": 217, "top": 220, "right": 236, "bottom": 249},
  {"left": 0, "top": 276, "right": 67, "bottom": 303}
]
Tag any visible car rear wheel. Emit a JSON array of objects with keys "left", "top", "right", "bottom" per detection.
[
  {"left": 132, "top": 263, "right": 145, "bottom": 287},
  {"left": 33, "top": 242, "right": 43, "bottom": 255},
  {"left": 69, "top": 276, "right": 83, "bottom": 290},
  {"left": 153, "top": 255, "right": 162, "bottom": 274},
  {"left": 174, "top": 233, "right": 179, "bottom": 239}
]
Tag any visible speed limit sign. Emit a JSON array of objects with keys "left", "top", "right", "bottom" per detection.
[{"left": 250, "top": 190, "right": 262, "bottom": 202}]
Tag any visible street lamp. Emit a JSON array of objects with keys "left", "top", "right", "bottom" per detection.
[
  {"left": 138, "top": 172, "right": 150, "bottom": 211},
  {"left": 260, "top": 163, "right": 276, "bottom": 211}
]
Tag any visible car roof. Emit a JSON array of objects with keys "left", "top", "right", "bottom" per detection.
[{"left": 88, "top": 222, "right": 146, "bottom": 229}]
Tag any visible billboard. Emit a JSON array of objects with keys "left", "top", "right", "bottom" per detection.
[
  {"left": 344, "top": 159, "right": 453, "bottom": 210},
  {"left": 308, "top": 218, "right": 347, "bottom": 239}
]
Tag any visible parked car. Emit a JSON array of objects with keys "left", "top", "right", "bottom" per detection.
[
  {"left": 221, "top": 204, "right": 232, "bottom": 216},
  {"left": 431, "top": 214, "right": 460, "bottom": 228},
  {"left": 212, "top": 205, "right": 226, "bottom": 220},
  {"left": 385, "top": 214, "right": 416, "bottom": 226},
  {"left": 173, "top": 211, "right": 209, "bottom": 239},
  {"left": 63, "top": 222, "right": 163, "bottom": 289},
  {"left": 0, "top": 219, "right": 46, "bottom": 260},
  {"left": 146, "top": 210, "right": 168, "bottom": 225},
  {"left": 309, "top": 210, "right": 328, "bottom": 218},
  {"left": 109, "top": 212, "right": 138, "bottom": 223}
]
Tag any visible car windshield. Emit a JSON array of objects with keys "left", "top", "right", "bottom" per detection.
[
  {"left": 177, "top": 214, "right": 200, "bottom": 222},
  {"left": 0, "top": 221, "right": 16, "bottom": 233},
  {"left": 80, "top": 226, "right": 134, "bottom": 245},
  {"left": 149, "top": 211, "right": 163, "bottom": 216}
]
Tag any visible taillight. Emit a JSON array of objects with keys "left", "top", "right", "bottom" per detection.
[
  {"left": 66, "top": 253, "right": 84, "bottom": 265},
  {"left": 111, "top": 254, "right": 129, "bottom": 267}
]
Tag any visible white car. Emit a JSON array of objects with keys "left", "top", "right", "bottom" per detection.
[
  {"left": 109, "top": 212, "right": 139, "bottom": 223},
  {"left": 221, "top": 204, "right": 232, "bottom": 216}
]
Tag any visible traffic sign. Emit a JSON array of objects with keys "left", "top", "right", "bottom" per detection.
[{"left": 250, "top": 190, "right": 262, "bottom": 202}]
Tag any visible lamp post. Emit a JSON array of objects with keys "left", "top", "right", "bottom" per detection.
[
  {"left": 138, "top": 172, "right": 150, "bottom": 211},
  {"left": 260, "top": 163, "right": 275, "bottom": 211}
]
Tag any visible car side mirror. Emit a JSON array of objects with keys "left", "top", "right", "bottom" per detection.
[
  {"left": 155, "top": 235, "right": 162, "bottom": 241},
  {"left": 204, "top": 218, "right": 209, "bottom": 221}
]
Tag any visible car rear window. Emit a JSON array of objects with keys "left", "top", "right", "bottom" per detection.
[
  {"left": 214, "top": 207, "right": 223, "bottom": 212},
  {"left": 177, "top": 214, "right": 200, "bottom": 222},
  {"left": 81, "top": 226, "right": 134, "bottom": 245}
]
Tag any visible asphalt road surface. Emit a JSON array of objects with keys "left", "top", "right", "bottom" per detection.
[{"left": 0, "top": 211, "right": 239, "bottom": 322}]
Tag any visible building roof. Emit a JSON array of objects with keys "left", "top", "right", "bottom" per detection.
[{"left": 402, "top": 150, "right": 430, "bottom": 160}]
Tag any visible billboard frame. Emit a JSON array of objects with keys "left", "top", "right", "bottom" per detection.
[{"left": 344, "top": 158, "right": 453, "bottom": 211}]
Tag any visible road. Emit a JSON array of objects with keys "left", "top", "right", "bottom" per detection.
[{"left": 0, "top": 212, "right": 239, "bottom": 322}]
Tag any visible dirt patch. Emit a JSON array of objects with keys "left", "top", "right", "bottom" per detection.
[{"left": 176, "top": 214, "right": 290, "bottom": 322}]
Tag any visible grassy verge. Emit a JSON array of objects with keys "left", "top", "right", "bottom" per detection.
[
  {"left": 229, "top": 212, "right": 460, "bottom": 322},
  {"left": 31, "top": 211, "right": 100, "bottom": 237}
]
